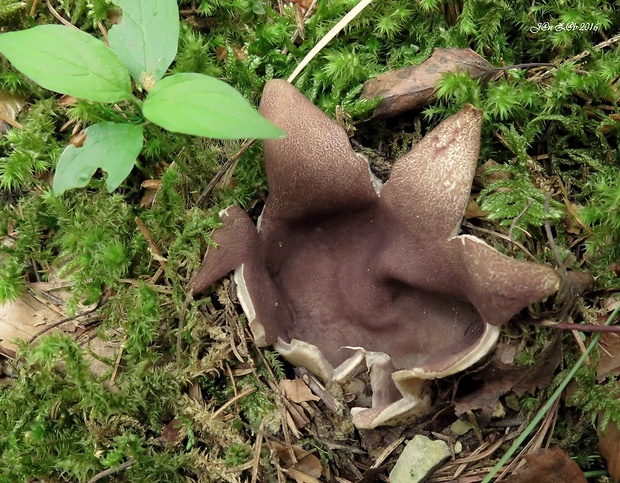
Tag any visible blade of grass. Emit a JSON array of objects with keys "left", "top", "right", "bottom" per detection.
[
  {"left": 481, "top": 302, "right": 620, "bottom": 482},
  {"left": 287, "top": 0, "right": 373, "bottom": 83}
]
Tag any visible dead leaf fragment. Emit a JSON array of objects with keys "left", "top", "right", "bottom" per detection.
[
  {"left": 598, "top": 413, "right": 620, "bottom": 483},
  {"left": 361, "top": 48, "right": 496, "bottom": 118},
  {"left": 0, "top": 91, "right": 26, "bottom": 133},
  {"left": 598, "top": 332, "right": 620, "bottom": 382},
  {"left": 266, "top": 440, "right": 322, "bottom": 480},
  {"left": 279, "top": 378, "right": 320, "bottom": 403},
  {"left": 504, "top": 447, "right": 587, "bottom": 483},
  {"left": 455, "top": 337, "right": 562, "bottom": 416}
]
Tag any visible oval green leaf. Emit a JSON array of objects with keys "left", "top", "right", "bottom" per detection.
[
  {"left": 53, "top": 122, "right": 144, "bottom": 196},
  {"left": 109, "top": 0, "right": 179, "bottom": 90},
  {"left": 143, "top": 73, "right": 285, "bottom": 139},
  {"left": 0, "top": 25, "right": 132, "bottom": 103}
]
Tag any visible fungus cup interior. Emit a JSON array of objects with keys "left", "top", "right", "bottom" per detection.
[{"left": 189, "top": 79, "right": 561, "bottom": 428}]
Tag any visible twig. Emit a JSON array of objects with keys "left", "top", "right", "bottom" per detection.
[
  {"left": 370, "top": 437, "right": 404, "bottom": 469},
  {"left": 86, "top": 458, "right": 135, "bottom": 483},
  {"left": 47, "top": 0, "right": 78, "bottom": 29},
  {"left": 508, "top": 199, "right": 533, "bottom": 241},
  {"left": 30, "top": 0, "right": 39, "bottom": 17},
  {"left": 195, "top": 139, "right": 254, "bottom": 207},
  {"left": 135, "top": 216, "right": 167, "bottom": 269},
  {"left": 251, "top": 421, "right": 264, "bottom": 483},
  {"left": 543, "top": 190, "right": 569, "bottom": 280},
  {"left": 175, "top": 291, "right": 192, "bottom": 371},
  {"left": 529, "top": 33, "right": 620, "bottom": 83},
  {"left": 0, "top": 111, "right": 23, "bottom": 129},
  {"left": 463, "top": 222, "right": 537, "bottom": 262},
  {"left": 211, "top": 386, "right": 256, "bottom": 419},
  {"left": 537, "top": 320, "right": 620, "bottom": 333},
  {"left": 283, "top": 0, "right": 319, "bottom": 54},
  {"left": 109, "top": 340, "right": 125, "bottom": 385},
  {"left": 28, "top": 308, "right": 101, "bottom": 343}
]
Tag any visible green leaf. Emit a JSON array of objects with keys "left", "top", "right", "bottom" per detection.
[
  {"left": 53, "top": 122, "right": 144, "bottom": 196},
  {"left": 143, "top": 73, "right": 285, "bottom": 139},
  {"left": 0, "top": 25, "right": 132, "bottom": 103},
  {"left": 108, "top": 0, "right": 179, "bottom": 90}
]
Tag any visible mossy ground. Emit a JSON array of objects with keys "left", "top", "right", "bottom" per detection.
[{"left": 1, "top": 0, "right": 620, "bottom": 481}]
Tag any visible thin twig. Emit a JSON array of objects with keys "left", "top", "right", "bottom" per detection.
[
  {"left": 537, "top": 320, "right": 620, "bottom": 333},
  {"left": 175, "top": 291, "right": 192, "bottom": 371},
  {"left": 30, "top": 0, "right": 39, "bottom": 17},
  {"left": 0, "top": 111, "right": 23, "bottom": 129},
  {"left": 211, "top": 387, "right": 256, "bottom": 419},
  {"left": 86, "top": 458, "right": 135, "bottom": 483},
  {"left": 195, "top": 139, "right": 254, "bottom": 207},
  {"left": 508, "top": 199, "right": 533, "bottom": 241},
  {"left": 543, "top": 190, "right": 569, "bottom": 280},
  {"left": 135, "top": 216, "right": 167, "bottom": 269},
  {"left": 29, "top": 308, "right": 101, "bottom": 343},
  {"left": 251, "top": 421, "right": 264, "bottom": 483},
  {"left": 47, "top": 0, "right": 78, "bottom": 29},
  {"left": 463, "top": 222, "right": 537, "bottom": 262}
]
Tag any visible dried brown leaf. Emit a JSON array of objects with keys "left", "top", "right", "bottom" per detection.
[
  {"left": 280, "top": 378, "right": 320, "bottom": 403},
  {"left": 361, "top": 48, "right": 496, "bottom": 118},
  {"left": 0, "top": 91, "right": 25, "bottom": 133},
  {"left": 598, "top": 332, "right": 620, "bottom": 382},
  {"left": 265, "top": 440, "right": 323, "bottom": 479},
  {"left": 504, "top": 447, "right": 587, "bottom": 483},
  {"left": 455, "top": 337, "right": 561, "bottom": 415},
  {"left": 598, "top": 413, "right": 620, "bottom": 483}
]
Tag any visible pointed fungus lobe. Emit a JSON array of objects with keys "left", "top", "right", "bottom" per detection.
[{"left": 189, "top": 79, "right": 561, "bottom": 429}]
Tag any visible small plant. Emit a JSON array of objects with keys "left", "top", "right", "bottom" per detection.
[{"left": 0, "top": 0, "right": 284, "bottom": 196}]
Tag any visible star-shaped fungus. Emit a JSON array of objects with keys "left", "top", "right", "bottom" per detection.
[{"left": 189, "top": 80, "right": 561, "bottom": 429}]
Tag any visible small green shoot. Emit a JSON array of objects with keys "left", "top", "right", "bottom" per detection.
[
  {"left": 0, "top": 0, "right": 284, "bottom": 196},
  {"left": 107, "top": 0, "right": 180, "bottom": 90}
]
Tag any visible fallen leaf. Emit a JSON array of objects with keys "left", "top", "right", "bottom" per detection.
[
  {"left": 265, "top": 440, "right": 322, "bottom": 479},
  {"left": 598, "top": 413, "right": 620, "bottom": 483},
  {"left": 280, "top": 378, "right": 320, "bottom": 403},
  {"left": 0, "top": 91, "right": 25, "bottom": 133},
  {"left": 598, "top": 332, "right": 620, "bottom": 382},
  {"left": 286, "top": 468, "right": 320, "bottom": 483},
  {"left": 504, "top": 447, "right": 587, "bottom": 483},
  {"left": 361, "top": 48, "right": 496, "bottom": 118},
  {"left": 159, "top": 418, "right": 184, "bottom": 446},
  {"left": 0, "top": 282, "right": 73, "bottom": 353},
  {"left": 455, "top": 337, "right": 562, "bottom": 416}
]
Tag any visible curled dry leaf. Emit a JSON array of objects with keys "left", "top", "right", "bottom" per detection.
[{"left": 361, "top": 48, "right": 497, "bottom": 118}]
